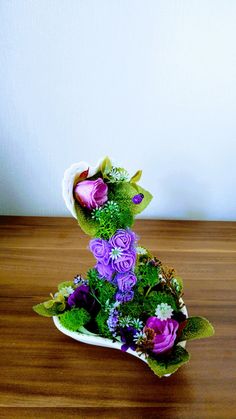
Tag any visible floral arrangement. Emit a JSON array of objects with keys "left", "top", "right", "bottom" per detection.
[{"left": 33, "top": 157, "right": 214, "bottom": 377}]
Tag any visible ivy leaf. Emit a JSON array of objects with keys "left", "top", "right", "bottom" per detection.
[
  {"left": 130, "top": 170, "right": 142, "bottom": 184},
  {"left": 99, "top": 156, "right": 112, "bottom": 178},
  {"left": 33, "top": 294, "right": 66, "bottom": 317},
  {"left": 131, "top": 184, "right": 153, "bottom": 215},
  {"left": 178, "top": 316, "right": 215, "bottom": 342},
  {"left": 147, "top": 345, "right": 190, "bottom": 377},
  {"left": 74, "top": 201, "right": 98, "bottom": 236}
]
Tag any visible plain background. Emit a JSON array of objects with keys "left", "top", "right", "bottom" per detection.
[{"left": 0, "top": 0, "right": 235, "bottom": 220}]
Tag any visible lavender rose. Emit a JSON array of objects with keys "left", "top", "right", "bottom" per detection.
[
  {"left": 145, "top": 317, "right": 179, "bottom": 355},
  {"left": 96, "top": 262, "right": 114, "bottom": 281},
  {"left": 111, "top": 249, "right": 136, "bottom": 273},
  {"left": 116, "top": 271, "right": 137, "bottom": 292},
  {"left": 109, "top": 229, "right": 137, "bottom": 250},
  {"left": 115, "top": 290, "right": 134, "bottom": 303},
  {"left": 74, "top": 178, "right": 108, "bottom": 210},
  {"left": 89, "top": 238, "right": 111, "bottom": 265}
]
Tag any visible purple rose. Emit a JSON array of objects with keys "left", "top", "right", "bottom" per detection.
[
  {"left": 115, "top": 290, "right": 134, "bottom": 303},
  {"left": 111, "top": 249, "right": 136, "bottom": 273},
  {"left": 74, "top": 178, "right": 108, "bottom": 210},
  {"left": 67, "top": 284, "right": 90, "bottom": 307},
  {"left": 145, "top": 317, "right": 179, "bottom": 355},
  {"left": 89, "top": 238, "right": 111, "bottom": 265},
  {"left": 109, "top": 229, "right": 137, "bottom": 250},
  {"left": 116, "top": 271, "right": 137, "bottom": 292},
  {"left": 96, "top": 262, "right": 114, "bottom": 281}
]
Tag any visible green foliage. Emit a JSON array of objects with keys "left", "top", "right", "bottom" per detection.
[
  {"left": 171, "top": 276, "right": 183, "bottom": 294},
  {"left": 74, "top": 201, "right": 98, "bottom": 236},
  {"left": 87, "top": 268, "right": 116, "bottom": 306},
  {"left": 58, "top": 281, "right": 74, "bottom": 291},
  {"left": 87, "top": 268, "right": 102, "bottom": 289},
  {"left": 98, "top": 281, "right": 116, "bottom": 306},
  {"left": 99, "top": 156, "right": 112, "bottom": 178},
  {"left": 96, "top": 310, "right": 112, "bottom": 338},
  {"left": 59, "top": 308, "right": 91, "bottom": 331},
  {"left": 120, "top": 294, "right": 144, "bottom": 318},
  {"left": 130, "top": 170, "right": 142, "bottom": 183},
  {"left": 143, "top": 291, "right": 179, "bottom": 316},
  {"left": 33, "top": 294, "right": 66, "bottom": 317},
  {"left": 109, "top": 182, "right": 152, "bottom": 218},
  {"left": 147, "top": 345, "right": 190, "bottom": 377},
  {"left": 178, "top": 317, "right": 215, "bottom": 342},
  {"left": 135, "top": 262, "right": 160, "bottom": 289}
]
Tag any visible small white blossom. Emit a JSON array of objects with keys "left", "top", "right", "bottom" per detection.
[
  {"left": 110, "top": 247, "right": 123, "bottom": 260},
  {"left": 136, "top": 246, "right": 147, "bottom": 255},
  {"left": 108, "top": 167, "right": 129, "bottom": 182},
  {"left": 133, "top": 331, "right": 146, "bottom": 343},
  {"left": 130, "top": 318, "right": 144, "bottom": 330},
  {"left": 59, "top": 286, "right": 74, "bottom": 297},
  {"left": 155, "top": 303, "right": 173, "bottom": 320}
]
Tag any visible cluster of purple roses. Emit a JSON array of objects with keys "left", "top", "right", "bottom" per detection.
[{"left": 89, "top": 229, "right": 138, "bottom": 303}]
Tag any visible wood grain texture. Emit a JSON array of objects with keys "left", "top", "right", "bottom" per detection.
[{"left": 0, "top": 216, "right": 235, "bottom": 418}]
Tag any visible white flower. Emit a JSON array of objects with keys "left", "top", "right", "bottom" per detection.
[
  {"left": 108, "top": 167, "right": 129, "bottom": 182},
  {"left": 155, "top": 303, "right": 173, "bottom": 320},
  {"left": 110, "top": 247, "right": 123, "bottom": 260},
  {"left": 133, "top": 331, "right": 146, "bottom": 343},
  {"left": 136, "top": 246, "right": 147, "bottom": 255},
  {"left": 59, "top": 286, "right": 74, "bottom": 297}
]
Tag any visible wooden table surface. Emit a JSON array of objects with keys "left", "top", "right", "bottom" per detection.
[{"left": 0, "top": 216, "right": 236, "bottom": 418}]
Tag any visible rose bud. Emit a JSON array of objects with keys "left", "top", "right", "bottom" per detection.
[{"left": 74, "top": 178, "right": 108, "bottom": 210}]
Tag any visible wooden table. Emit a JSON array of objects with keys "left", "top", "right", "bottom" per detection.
[{"left": 0, "top": 216, "right": 235, "bottom": 418}]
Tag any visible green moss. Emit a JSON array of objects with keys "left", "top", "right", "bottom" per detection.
[
  {"left": 143, "top": 291, "right": 179, "bottom": 315},
  {"left": 59, "top": 308, "right": 91, "bottom": 331},
  {"left": 96, "top": 310, "right": 112, "bottom": 338},
  {"left": 120, "top": 293, "right": 144, "bottom": 318}
]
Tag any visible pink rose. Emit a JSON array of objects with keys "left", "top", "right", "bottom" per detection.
[
  {"left": 145, "top": 317, "right": 179, "bottom": 354},
  {"left": 74, "top": 178, "right": 108, "bottom": 210}
]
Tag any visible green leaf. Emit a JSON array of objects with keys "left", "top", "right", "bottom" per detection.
[
  {"left": 130, "top": 170, "right": 142, "bottom": 183},
  {"left": 147, "top": 345, "right": 190, "bottom": 377},
  {"left": 33, "top": 294, "right": 66, "bottom": 317},
  {"left": 58, "top": 281, "right": 74, "bottom": 291},
  {"left": 178, "top": 316, "right": 215, "bottom": 342},
  {"left": 99, "top": 156, "right": 112, "bottom": 177},
  {"left": 111, "top": 182, "right": 152, "bottom": 217},
  {"left": 74, "top": 201, "right": 98, "bottom": 236},
  {"left": 132, "top": 184, "right": 153, "bottom": 215}
]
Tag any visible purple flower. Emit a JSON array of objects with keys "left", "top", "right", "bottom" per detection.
[
  {"left": 89, "top": 238, "right": 111, "bottom": 265},
  {"left": 132, "top": 193, "right": 144, "bottom": 204},
  {"left": 74, "top": 178, "right": 108, "bottom": 210},
  {"left": 96, "top": 262, "right": 114, "bottom": 281},
  {"left": 145, "top": 317, "right": 179, "bottom": 355},
  {"left": 115, "top": 290, "right": 134, "bottom": 303},
  {"left": 111, "top": 249, "right": 136, "bottom": 273},
  {"left": 109, "top": 229, "right": 137, "bottom": 250},
  {"left": 107, "top": 309, "right": 119, "bottom": 334},
  {"left": 120, "top": 326, "right": 137, "bottom": 352},
  {"left": 116, "top": 271, "right": 137, "bottom": 292},
  {"left": 67, "top": 284, "right": 90, "bottom": 307}
]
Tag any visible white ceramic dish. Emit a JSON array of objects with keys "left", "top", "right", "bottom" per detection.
[{"left": 53, "top": 303, "right": 188, "bottom": 377}]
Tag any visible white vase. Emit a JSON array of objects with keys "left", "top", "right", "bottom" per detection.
[{"left": 53, "top": 303, "right": 188, "bottom": 377}]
